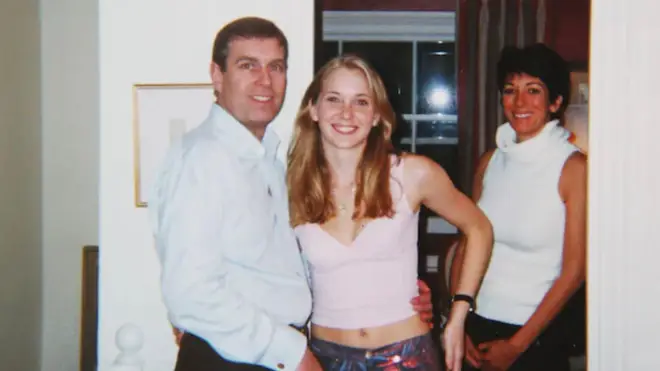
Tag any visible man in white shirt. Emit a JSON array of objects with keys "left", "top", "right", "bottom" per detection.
[{"left": 150, "top": 17, "right": 433, "bottom": 371}]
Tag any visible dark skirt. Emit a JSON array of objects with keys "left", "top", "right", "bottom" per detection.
[{"left": 463, "top": 313, "right": 570, "bottom": 371}]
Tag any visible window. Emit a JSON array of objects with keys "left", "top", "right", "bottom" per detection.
[{"left": 321, "top": 11, "right": 459, "bottom": 183}]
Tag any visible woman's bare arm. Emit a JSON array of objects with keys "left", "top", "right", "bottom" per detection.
[
  {"left": 403, "top": 153, "right": 493, "bottom": 370},
  {"left": 449, "top": 150, "right": 494, "bottom": 296},
  {"left": 404, "top": 154, "right": 493, "bottom": 319}
]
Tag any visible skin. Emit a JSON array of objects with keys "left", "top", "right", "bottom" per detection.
[
  {"left": 311, "top": 68, "right": 381, "bottom": 153},
  {"left": 500, "top": 73, "right": 563, "bottom": 142},
  {"left": 450, "top": 73, "right": 587, "bottom": 371},
  {"left": 173, "top": 284, "right": 434, "bottom": 343},
  {"left": 449, "top": 149, "right": 494, "bottom": 369},
  {"left": 210, "top": 37, "right": 287, "bottom": 140},
  {"left": 311, "top": 67, "right": 493, "bottom": 371}
]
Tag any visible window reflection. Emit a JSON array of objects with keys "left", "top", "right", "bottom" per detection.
[
  {"left": 417, "top": 42, "right": 456, "bottom": 115},
  {"left": 343, "top": 42, "right": 413, "bottom": 114}
]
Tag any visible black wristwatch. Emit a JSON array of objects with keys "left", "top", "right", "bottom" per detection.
[{"left": 451, "top": 294, "right": 475, "bottom": 312}]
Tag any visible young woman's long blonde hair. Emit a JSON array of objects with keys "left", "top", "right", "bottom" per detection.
[{"left": 287, "top": 55, "right": 398, "bottom": 227}]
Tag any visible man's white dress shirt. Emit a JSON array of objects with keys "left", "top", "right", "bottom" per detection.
[{"left": 149, "top": 104, "right": 312, "bottom": 370}]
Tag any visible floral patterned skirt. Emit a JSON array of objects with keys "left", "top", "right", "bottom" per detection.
[{"left": 310, "top": 333, "right": 441, "bottom": 371}]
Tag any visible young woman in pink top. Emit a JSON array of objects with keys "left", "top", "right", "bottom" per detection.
[{"left": 287, "top": 55, "right": 494, "bottom": 371}]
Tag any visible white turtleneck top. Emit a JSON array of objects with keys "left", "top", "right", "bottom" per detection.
[{"left": 475, "top": 120, "right": 580, "bottom": 325}]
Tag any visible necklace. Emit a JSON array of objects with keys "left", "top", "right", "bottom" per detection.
[
  {"left": 337, "top": 200, "right": 350, "bottom": 214},
  {"left": 333, "top": 183, "right": 356, "bottom": 215}
]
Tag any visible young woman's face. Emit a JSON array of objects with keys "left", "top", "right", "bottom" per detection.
[
  {"left": 311, "top": 67, "right": 379, "bottom": 151},
  {"left": 501, "top": 73, "right": 562, "bottom": 142}
]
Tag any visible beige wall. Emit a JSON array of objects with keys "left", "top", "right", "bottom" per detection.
[
  {"left": 0, "top": 0, "right": 43, "bottom": 370},
  {"left": 40, "top": 0, "right": 100, "bottom": 369}
]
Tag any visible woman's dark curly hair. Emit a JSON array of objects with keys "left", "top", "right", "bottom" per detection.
[{"left": 497, "top": 43, "right": 571, "bottom": 120}]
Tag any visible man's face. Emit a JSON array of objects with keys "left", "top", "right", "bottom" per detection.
[{"left": 211, "top": 37, "right": 287, "bottom": 138}]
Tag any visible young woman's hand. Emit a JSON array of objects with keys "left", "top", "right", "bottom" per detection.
[{"left": 442, "top": 318, "right": 465, "bottom": 371}]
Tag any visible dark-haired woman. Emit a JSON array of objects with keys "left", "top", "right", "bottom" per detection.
[{"left": 450, "top": 43, "right": 587, "bottom": 371}]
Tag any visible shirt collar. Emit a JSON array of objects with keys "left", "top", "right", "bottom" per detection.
[{"left": 209, "top": 103, "right": 281, "bottom": 161}]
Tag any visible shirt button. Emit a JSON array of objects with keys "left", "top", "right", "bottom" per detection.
[{"left": 277, "top": 363, "right": 285, "bottom": 369}]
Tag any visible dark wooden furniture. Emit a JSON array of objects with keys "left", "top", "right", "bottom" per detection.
[{"left": 80, "top": 245, "right": 99, "bottom": 371}]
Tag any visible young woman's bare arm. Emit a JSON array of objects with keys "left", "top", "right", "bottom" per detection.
[
  {"left": 449, "top": 150, "right": 494, "bottom": 296},
  {"left": 404, "top": 154, "right": 493, "bottom": 371}
]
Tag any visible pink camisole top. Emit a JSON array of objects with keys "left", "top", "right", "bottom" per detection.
[{"left": 294, "top": 157, "right": 420, "bottom": 329}]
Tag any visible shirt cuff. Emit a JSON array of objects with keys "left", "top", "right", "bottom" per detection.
[{"left": 258, "top": 325, "right": 307, "bottom": 371}]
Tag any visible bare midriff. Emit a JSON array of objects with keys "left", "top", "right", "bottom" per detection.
[{"left": 310, "top": 314, "right": 430, "bottom": 349}]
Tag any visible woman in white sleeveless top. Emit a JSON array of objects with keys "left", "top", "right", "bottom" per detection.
[{"left": 450, "top": 44, "right": 587, "bottom": 371}]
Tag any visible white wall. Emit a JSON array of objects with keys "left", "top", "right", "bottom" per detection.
[
  {"left": 39, "top": 0, "right": 100, "bottom": 369},
  {"left": 0, "top": 0, "right": 43, "bottom": 370},
  {"left": 97, "top": 1, "right": 314, "bottom": 369},
  {"left": 588, "top": 0, "right": 660, "bottom": 369}
]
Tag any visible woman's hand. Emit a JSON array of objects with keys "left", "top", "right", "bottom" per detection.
[
  {"left": 464, "top": 333, "right": 482, "bottom": 368},
  {"left": 478, "top": 338, "right": 524, "bottom": 371},
  {"left": 442, "top": 319, "right": 465, "bottom": 371},
  {"left": 172, "top": 326, "right": 184, "bottom": 346}
]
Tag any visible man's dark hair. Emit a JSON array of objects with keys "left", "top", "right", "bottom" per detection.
[
  {"left": 212, "top": 17, "right": 288, "bottom": 71},
  {"left": 497, "top": 43, "right": 571, "bottom": 119}
]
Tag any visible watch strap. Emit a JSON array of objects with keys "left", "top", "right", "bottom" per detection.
[{"left": 451, "top": 294, "right": 475, "bottom": 312}]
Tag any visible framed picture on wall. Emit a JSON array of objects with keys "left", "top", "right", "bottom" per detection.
[{"left": 133, "top": 83, "right": 214, "bottom": 207}]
